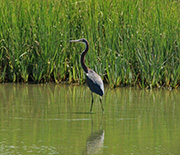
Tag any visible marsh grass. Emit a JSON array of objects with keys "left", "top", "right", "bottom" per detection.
[{"left": 0, "top": 0, "right": 180, "bottom": 88}]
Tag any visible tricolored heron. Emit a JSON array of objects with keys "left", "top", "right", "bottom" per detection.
[{"left": 69, "top": 38, "right": 104, "bottom": 112}]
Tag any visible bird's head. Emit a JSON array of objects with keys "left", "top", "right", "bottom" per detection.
[{"left": 68, "top": 38, "right": 88, "bottom": 45}]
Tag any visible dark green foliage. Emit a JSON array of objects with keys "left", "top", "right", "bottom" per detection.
[{"left": 0, "top": 0, "right": 179, "bottom": 88}]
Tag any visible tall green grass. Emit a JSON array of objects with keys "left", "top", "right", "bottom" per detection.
[{"left": 0, "top": 0, "right": 180, "bottom": 88}]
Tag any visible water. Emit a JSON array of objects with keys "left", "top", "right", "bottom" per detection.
[{"left": 0, "top": 83, "right": 180, "bottom": 155}]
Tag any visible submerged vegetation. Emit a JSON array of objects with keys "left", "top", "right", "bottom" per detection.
[{"left": 0, "top": 0, "right": 180, "bottom": 88}]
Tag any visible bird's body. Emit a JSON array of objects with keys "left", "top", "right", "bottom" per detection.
[
  {"left": 86, "top": 69, "right": 104, "bottom": 96},
  {"left": 69, "top": 38, "right": 104, "bottom": 112}
]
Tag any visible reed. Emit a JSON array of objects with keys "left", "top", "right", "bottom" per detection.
[{"left": 0, "top": 0, "right": 179, "bottom": 88}]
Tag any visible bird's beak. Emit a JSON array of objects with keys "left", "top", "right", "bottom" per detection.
[{"left": 68, "top": 39, "right": 80, "bottom": 43}]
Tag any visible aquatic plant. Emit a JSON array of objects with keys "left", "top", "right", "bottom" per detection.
[{"left": 0, "top": 0, "right": 179, "bottom": 88}]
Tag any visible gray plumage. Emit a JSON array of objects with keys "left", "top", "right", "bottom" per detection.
[{"left": 86, "top": 69, "right": 104, "bottom": 96}]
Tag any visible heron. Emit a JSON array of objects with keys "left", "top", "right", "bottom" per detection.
[{"left": 69, "top": 38, "right": 104, "bottom": 113}]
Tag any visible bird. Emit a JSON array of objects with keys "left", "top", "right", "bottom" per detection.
[{"left": 69, "top": 38, "right": 104, "bottom": 112}]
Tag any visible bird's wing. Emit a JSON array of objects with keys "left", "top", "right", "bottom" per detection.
[{"left": 86, "top": 70, "right": 104, "bottom": 96}]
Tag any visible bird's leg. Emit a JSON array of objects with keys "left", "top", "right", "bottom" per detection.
[
  {"left": 90, "top": 92, "right": 94, "bottom": 113},
  {"left": 100, "top": 97, "right": 104, "bottom": 112}
]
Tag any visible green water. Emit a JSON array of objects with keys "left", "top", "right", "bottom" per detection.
[{"left": 0, "top": 83, "right": 180, "bottom": 155}]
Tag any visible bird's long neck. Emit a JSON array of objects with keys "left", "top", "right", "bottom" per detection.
[{"left": 81, "top": 41, "right": 89, "bottom": 73}]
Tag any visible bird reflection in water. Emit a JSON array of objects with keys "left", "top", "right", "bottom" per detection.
[
  {"left": 82, "top": 115, "right": 104, "bottom": 155},
  {"left": 86, "top": 130, "right": 105, "bottom": 155}
]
